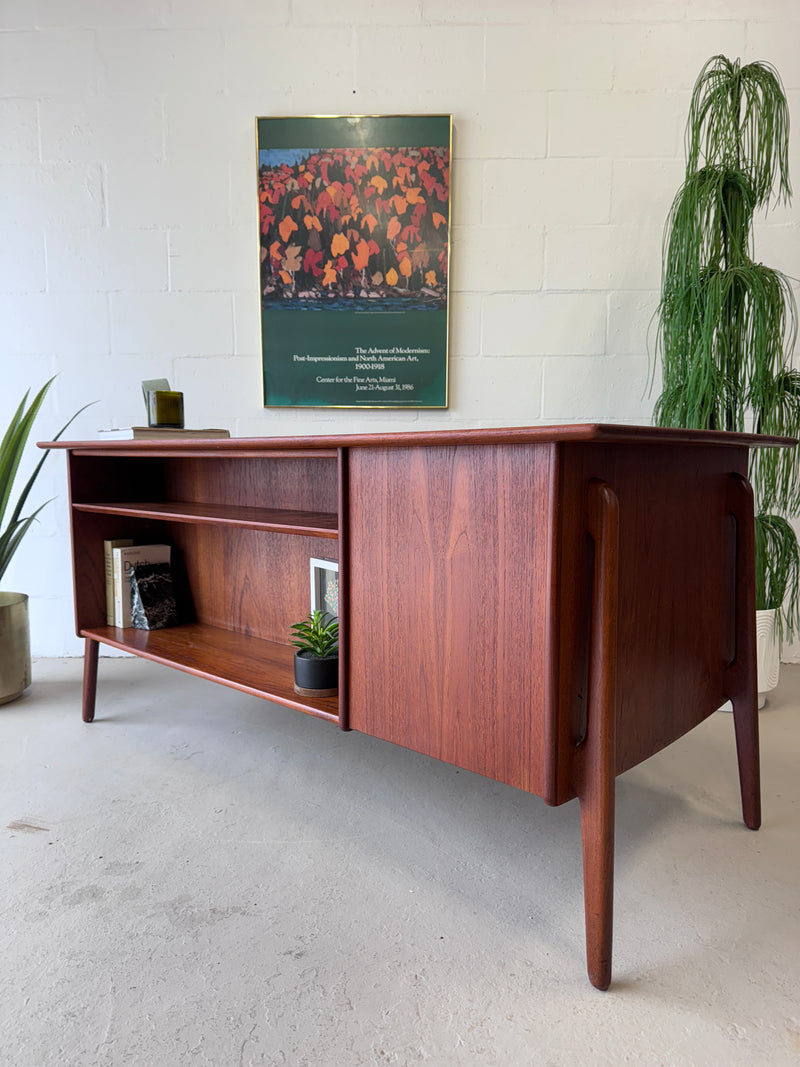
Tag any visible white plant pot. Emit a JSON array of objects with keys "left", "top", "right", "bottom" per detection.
[
  {"left": 717, "top": 607, "right": 780, "bottom": 713},
  {"left": 756, "top": 607, "right": 780, "bottom": 709}
]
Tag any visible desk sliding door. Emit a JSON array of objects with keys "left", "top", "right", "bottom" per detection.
[{"left": 347, "top": 442, "right": 556, "bottom": 796}]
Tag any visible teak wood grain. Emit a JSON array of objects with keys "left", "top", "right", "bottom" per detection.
[
  {"left": 347, "top": 442, "right": 555, "bottom": 795},
  {"left": 41, "top": 424, "right": 788, "bottom": 989},
  {"left": 81, "top": 624, "right": 339, "bottom": 722},
  {"left": 72, "top": 500, "right": 338, "bottom": 536}
]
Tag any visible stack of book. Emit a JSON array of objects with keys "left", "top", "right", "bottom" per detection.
[{"left": 103, "top": 540, "right": 176, "bottom": 628}]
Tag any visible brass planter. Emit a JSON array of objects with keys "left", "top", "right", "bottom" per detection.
[{"left": 0, "top": 592, "right": 31, "bottom": 705}]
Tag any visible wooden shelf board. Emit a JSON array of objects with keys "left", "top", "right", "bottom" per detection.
[
  {"left": 73, "top": 500, "right": 338, "bottom": 537},
  {"left": 82, "top": 624, "right": 340, "bottom": 723}
]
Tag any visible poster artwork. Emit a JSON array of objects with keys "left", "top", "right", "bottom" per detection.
[{"left": 257, "top": 114, "right": 451, "bottom": 408}]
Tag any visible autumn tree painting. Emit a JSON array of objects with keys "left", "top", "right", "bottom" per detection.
[{"left": 258, "top": 144, "right": 450, "bottom": 308}]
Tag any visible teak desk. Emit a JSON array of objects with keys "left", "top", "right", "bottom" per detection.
[{"left": 43, "top": 424, "right": 784, "bottom": 989}]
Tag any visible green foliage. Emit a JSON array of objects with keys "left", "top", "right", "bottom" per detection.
[
  {"left": 290, "top": 610, "right": 339, "bottom": 659},
  {"left": 0, "top": 378, "right": 87, "bottom": 585},
  {"left": 755, "top": 514, "right": 800, "bottom": 638},
  {"left": 653, "top": 54, "right": 800, "bottom": 638},
  {"left": 685, "top": 56, "right": 790, "bottom": 207}
]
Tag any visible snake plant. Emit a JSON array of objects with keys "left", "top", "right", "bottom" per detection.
[{"left": 1, "top": 378, "right": 86, "bottom": 585}]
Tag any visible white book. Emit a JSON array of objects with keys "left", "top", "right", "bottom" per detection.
[
  {"left": 112, "top": 544, "right": 171, "bottom": 627},
  {"left": 97, "top": 427, "right": 230, "bottom": 440},
  {"left": 103, "top": 538, "right": 133, "bottom": 625}
]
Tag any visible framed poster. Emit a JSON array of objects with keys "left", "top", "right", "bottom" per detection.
[
  {"left": 310, "top": 557, "right": 339, "bottom": 620},
  {"left": 256, "top": 114, "right": 451, "bottom": 408}
]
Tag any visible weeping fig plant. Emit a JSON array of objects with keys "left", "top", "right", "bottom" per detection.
[{"left": 653, "top": 55, "right": 800, "bottom": 641}]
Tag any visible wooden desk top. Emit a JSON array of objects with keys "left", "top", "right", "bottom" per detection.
[{"left": 40, "top": 422, "right": 794, "bottom": 453}]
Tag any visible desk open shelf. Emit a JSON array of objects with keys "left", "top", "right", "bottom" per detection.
[
  {"left": 63, "top": 444, "right": 343, "bottom": 723},
  {"left": 82, "top": 623, "right": 339, "bottom": 721},
  {"left": 72, "top": 500, "right": 339, "bottom": 536}
]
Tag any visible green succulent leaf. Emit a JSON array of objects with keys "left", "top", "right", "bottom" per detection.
[{"left": 290, "top": 609, "right": 339, "bottom": 658}]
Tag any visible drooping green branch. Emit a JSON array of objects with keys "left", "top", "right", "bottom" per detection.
[
  {"left": 687, "top": 55, "right": 791, "bottom": 207},
  {"left": 662, "top": 168, "right": 755, "bottom": 284},
  {"left": 750, "top": 369, "right": 800, "bottom": 516},
  {"left": 755, "top": 513, "right": 800, "bottom": 638},
  {"left": 656, "top": 262, "right": 796, "bottom": 435}
]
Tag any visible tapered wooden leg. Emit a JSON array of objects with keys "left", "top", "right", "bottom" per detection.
[
  {"left": 577, "top": 480, "right": 620, "bottom": 990},
  {"left": 731, "top": 690, "right": 760, "bottom": 830},
  {"left": 726, "top": 473, "right": 761, "bottom": 831},
  {"left": 579, "top": 753, "right": 615, "bottom": 990},
  {"left": 82, "top": 637, "right": 99, "bottom": 723}
]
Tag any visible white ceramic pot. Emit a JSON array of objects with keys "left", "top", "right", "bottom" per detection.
[
  {"left": 756, "top": 607, "right": 780, "bottom": 709},
  {"left": 717, "top": 607, "right": 780, "bottom": 713},
  {"left": 0, "top": 592, "right": 31, "bottom": 705}
]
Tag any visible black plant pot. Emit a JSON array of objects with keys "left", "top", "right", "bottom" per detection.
[{"left": 293, "top": 650, "right": 338, "bottom": 697}]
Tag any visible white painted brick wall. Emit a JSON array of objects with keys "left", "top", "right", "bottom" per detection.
[
  {"left": 40, "top": 97, "right": 165, "bottom": 164},
  {"left": 1, "top": 162, "right": 106, "bottom": 228},
  {"left": 110, "top": 292, "right": 234, "bottom": 357},
  {"left": 611, "top": 22, "right": 748, "bottom": 91},
  {"left": 548, "top": 92, "right": 684, "bottom": 158},
  {"left": 0, "top": 30, "right": 99, "bottom": 96},
  {"left": 485, "top": 21, "right": 616, "bottom": 94},
  {"left": 482, "top": 292, "right": 607, "bottom": 357},
  {"left": 451, "top": 224, "right": 544, "bottom": 293},
  {"left": 1, "top": 0, "right": 798, "bottom": 657}
]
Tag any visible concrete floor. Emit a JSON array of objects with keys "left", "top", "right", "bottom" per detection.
[{"left": 2, "top": 657, "right": 799, "bottom": 1066}]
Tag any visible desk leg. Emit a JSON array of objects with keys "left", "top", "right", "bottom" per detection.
[
  {"left": 577, "top": 480, "right": 619, "bottom": 990},
  {"left": 82, "top": 637, "right": 99, "bottom": 723},
  {"left": 726, "top": 473, "right": 761, "bottom": 831}
]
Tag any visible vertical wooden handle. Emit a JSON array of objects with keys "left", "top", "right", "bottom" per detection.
[
  {"left": 725, "top": 473, "right": 761, "bottom": 831},
  {"left": 577, "top": 478, "right": 620, "bottom": 990}
]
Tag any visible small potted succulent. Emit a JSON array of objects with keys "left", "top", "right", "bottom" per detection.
[{"left": 290, "top": 609, "right": 339, "bottom": 696}]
